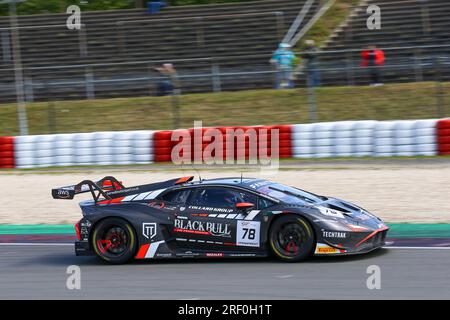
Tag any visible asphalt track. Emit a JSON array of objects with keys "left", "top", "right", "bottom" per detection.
[{"left": 0, "top": 244, "right": 449, "bottom": 299}]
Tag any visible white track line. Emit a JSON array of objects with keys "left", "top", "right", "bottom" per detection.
[{"left": 385, "top": 246, "right": 450, "bottom": 250}]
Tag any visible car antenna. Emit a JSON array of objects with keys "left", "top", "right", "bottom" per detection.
[
  {"left": 195, "top": 169, "right": 203, "bottom": 182},
  {"left": 240, "top": 172, "right": 243, "bottom": 182}
]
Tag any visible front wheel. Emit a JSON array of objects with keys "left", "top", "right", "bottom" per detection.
[
  {"left": 92, "top": 218, "right": 137, "bottom": 264},
  {"left": 269, "top": 215, "right": 315, "bottom": 262}
]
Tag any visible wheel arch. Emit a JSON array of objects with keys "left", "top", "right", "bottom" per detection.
[
  {"left": 89, "top": 215, "right": 139, "bottom": 254},
  {"left": 266, "top": 211, "right": 317, "bottom": 245}
]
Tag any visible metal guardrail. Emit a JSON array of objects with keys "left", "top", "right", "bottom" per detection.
[{"left": 1, "top": 45, "right": 449, "bottom": 101}]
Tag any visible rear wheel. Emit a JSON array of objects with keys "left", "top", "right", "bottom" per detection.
[
  {"left": 92, "top": 218, "right": 137, "bottom": 264},
  {"left": 269, "top": 215, "right": 315, "bottom": 262}
]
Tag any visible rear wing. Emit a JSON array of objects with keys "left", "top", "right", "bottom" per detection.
[
  {"left": 52, "top": 175, "right": 194, "bottom": 204},
  {"left": 51, "top": 176, "right": 124, "bottom": 202}
]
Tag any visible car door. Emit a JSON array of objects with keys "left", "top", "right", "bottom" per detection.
[{"left": 174, "top": 186, "right": 262, "bottom": 251}]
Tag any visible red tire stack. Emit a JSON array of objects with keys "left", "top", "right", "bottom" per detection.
[
  {"left": 268, "top": 125, "right": 292, "bottom": 159},
  {"left": 0, "top": 136, "right": 15, "bottom": 169},
  {"left": 153, "top": 125, "right": 293, "bottom": 163},
  {"left": 437, "top": 119, "right": 450, "bottom": 155},
  {"left": 153, "top": 131, "right": 174, "bottom": 162}
]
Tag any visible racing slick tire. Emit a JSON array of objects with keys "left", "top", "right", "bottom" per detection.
[
  {"left": 92, "top": 218, "right": 137, "bottom": 264},
  {"left": 269, "top": 215, "right": 315, "bottom": 262}
]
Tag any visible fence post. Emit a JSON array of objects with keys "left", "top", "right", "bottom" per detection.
[
  {"left": 147, "top": 63, "right": 155, "bottom": 95},
  {"left": 45, "top": 82, "right": 56, "bottom": 134},
  {"left": 413, "top": 48, "right": 423, "bottom": 83},
  {"left": 78, "top": 25, "right": 88, "bottom": 58},
  {"left": 345, "top": 52, "right": 355, "bottom": 86},
  {"left": 211, "top": 62, "right": 221, "bottom": 93},
  {"left": 344, "top": 22, "right": 354, "bottom": 85},
  {"left": 434, "top": 57, "right": 445, "bottom": 119},
  {"left": 306, "top": 71, "right": 318, "bottom": 122},
  {"left": 172, "top": 91, "right": 180, "bottom": 130},
  {"left": 196, "top": 17, "right": 205, "bottom": 48},
  {"left": 24, "top": 76, "right": 34, "bottom": 102},
  {"left": 116, "top": 21, "right": 126, "bottom": 56},
  {"left": 420, "top": 0, "right": 431, "bottom": 37},
  {"left": 85, "top": 66, "right": 95, "bottom": 99}
]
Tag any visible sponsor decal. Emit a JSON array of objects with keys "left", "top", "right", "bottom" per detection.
[
  {"left": 205, "top": 252, "right": 224, "bottom": 258},
  {"left": 57, "top": 189, "right": 71, "bottom": 199},
  {"left": 142, "top": 222, "right": 157, "bottom": 239},
  {"left": 80, "top": 220, "right": 92, "bottom": 227},
  {"left": 156, "top": 253, "right": 173, "bottom": 258},
  {"left": 236, "top": 220, "right": 260, "bottom": 247},
  {"left": 315, "top": 243, "right": 340, "bottom": 254},
  {"left": 174, "top": 219, "right": 231, "bottom": 238},
  {"left": 318, "top": 206, "right": 345, "bottom": 219},
  {"left": 322, "top": 230, "right": 347, "bottom": 239},
  {"left": 188, "top": 205, "right": 234, "bottom": 213},
  {"left": 148, "top": 201, "right": 165, "bottom": 209},
  {"left": 107, "top": 187, "right": 139, "bottom": 195},
  {"left": 176, "top": 251, "right": 200, "bottom": 257},
  {"left": 229, "top": 253, "right": 257, "bottom": 257},
  {"left": 317, "top": 247, "right": 338, "bottom": 254}
]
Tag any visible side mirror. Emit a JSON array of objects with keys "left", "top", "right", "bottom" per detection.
[{"left": 236, "top": 202, "right": 255, "bottom": 211}]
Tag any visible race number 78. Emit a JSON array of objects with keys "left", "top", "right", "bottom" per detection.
[{"left": 242, "top": 228, "right": 256, "bottom": 240}]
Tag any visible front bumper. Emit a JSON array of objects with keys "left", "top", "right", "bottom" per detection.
[{"left": 315, "top": 226, "right": 389, "bottom": 256}]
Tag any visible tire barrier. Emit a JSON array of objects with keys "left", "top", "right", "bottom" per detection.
[
  {"left": 152, "top": 125, "right": 292, "bottom": 163},
  {"left": 1, "top": 119, "right": 446, "bottom": 169},
  {"left": 437, "top": 119, "right": 450, "bottom": 155},
  {"left": 292, "top": 120, "right": 438, "bottom": 158},
  {"left": 373, "top": 120, "right": 437, "bottom": 157},
  {"left": 0, "top": 136, "right": 15, "bottom": 169},
  {"left": 13, "top": 131, "right": 154, "bottom": 169}
]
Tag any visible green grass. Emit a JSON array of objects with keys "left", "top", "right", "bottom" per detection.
[{"left": 1, "top": 82, "right": 449, "bottom": 136}]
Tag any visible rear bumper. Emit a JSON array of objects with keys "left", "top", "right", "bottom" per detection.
[{"left": 75, "top": 241, "right": 94, "bottom": 256}]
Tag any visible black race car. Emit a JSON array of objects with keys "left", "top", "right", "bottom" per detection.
[{"left": 52, "top": 176, "right": 388, "bottom": 264}]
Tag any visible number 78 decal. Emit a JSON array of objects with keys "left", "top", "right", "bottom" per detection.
[{"left": 237, "top": 221, "right": 261, "bottom": 247}]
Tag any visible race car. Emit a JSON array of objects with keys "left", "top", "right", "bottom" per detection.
[{"left": 52, "top": 176, "right": 389, "bottom": 264}]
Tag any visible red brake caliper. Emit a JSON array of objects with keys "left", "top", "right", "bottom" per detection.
[
  {"left": 97, "top": 239, "right": 112, "bottom": 253},
  {"left": 286, "top": 241, "right": 298, "bottom": 254}
]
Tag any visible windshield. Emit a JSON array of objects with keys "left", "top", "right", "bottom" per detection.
[{"left": 257, "top": 183, "right": 324, "bottom": 205}]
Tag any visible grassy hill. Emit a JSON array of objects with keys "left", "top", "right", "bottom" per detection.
[{"left": 1, "top": 82, "right": 449, "bottom": 136}]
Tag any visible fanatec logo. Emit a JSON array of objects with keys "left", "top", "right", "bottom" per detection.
[{"left": 142, "top": 222, "right": 157, "bottom": 239}]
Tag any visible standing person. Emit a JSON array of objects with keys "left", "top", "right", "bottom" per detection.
[
  {"left": 154, "top": 63, "right": 180, "bottom": 96},
  {"left": 303, "top": 39, "right": 321, "bottom": 87},
  {"left": 361, "top": 45, "right": 385, "bottom": 86},
  {"left": 270, "top": 43, "right": 296, "bottom": 89}
]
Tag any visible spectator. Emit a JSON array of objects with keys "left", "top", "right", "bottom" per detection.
[
  {"left": 270, "top": 43, "right": 296, "bottom": 89},
  {"left": 361, "top": 45, "right": 385, "bottom": 86},
  {"left": 303, "top": 39, "right": 321, "bottom": 87},
  {"left": 154, "top": 63, "right": 180, "bottom": 96}
]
